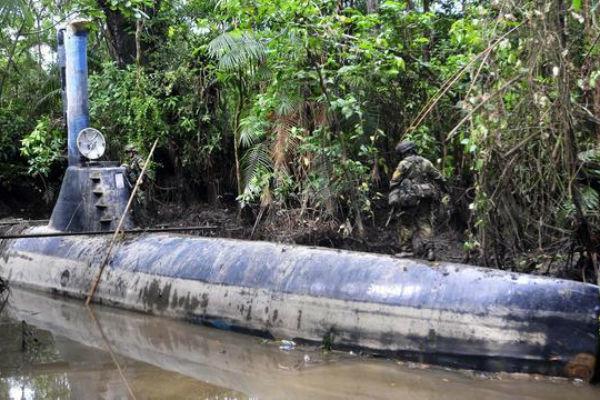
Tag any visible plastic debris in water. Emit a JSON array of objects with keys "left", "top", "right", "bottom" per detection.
[{"left": 279, "top": 340, "right": 296, "bottom": 351}]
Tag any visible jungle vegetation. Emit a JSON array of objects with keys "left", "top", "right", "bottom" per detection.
[{"left": 1, "top": 0, "right": 599, "bottom": 279}]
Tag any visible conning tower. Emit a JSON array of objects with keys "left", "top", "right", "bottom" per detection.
[{"left": 50, "top": 21, "right": 132, "bottom": 232}]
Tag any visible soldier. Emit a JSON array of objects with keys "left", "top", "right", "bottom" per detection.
[
  {"left": 122, "top": 144, "right": 150, "bottom": 211},
  {"left": 388, "top": 141, "right": 446, "bottom": 260},
  {"left": 123, "top": 144, "right": 145, "bottom": 185}
]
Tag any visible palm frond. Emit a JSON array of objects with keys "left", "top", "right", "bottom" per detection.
[
  {"left": 241, "top": 141, "right": 272, "bottom": 187},
  {"left": 274, "top": 88, "right": 302, "bottom": 116},
  {"left": 239, "top": 114, "right": 268, "bottom": 148},
  {"left": 208, "top": 31, "right": 266, "bottom": 71}
]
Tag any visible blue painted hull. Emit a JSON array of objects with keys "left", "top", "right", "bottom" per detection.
[{"left": 1, "top": 228, "right": 599, "bottom": 379}]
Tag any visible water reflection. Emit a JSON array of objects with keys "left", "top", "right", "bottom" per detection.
[{"left": 0, "top": 288, "right": 599, "bottom": 400}]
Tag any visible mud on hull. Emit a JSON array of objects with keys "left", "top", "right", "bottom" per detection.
[{"left": 1, "top": 227, "right": 598, "bottom": 380}]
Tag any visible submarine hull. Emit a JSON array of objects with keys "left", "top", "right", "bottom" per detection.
[{"left": 1, "top": 226, "right": 598, "bottom": 380}]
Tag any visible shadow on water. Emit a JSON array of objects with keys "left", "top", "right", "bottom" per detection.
[{"left": 0, "top": 287, "right": 599, "bottom": 400}]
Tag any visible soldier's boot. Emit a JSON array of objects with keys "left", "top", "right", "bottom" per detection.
[
  {"left": 414, "top": 213, "right": 435, "bottom": 260},
  {"left": 396, "top": 224, "right": 415, "bottom": 258}
]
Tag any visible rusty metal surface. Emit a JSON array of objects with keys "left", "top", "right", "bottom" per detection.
[{"left": 1, "top": 228, "right": 599, "bottom": 379}]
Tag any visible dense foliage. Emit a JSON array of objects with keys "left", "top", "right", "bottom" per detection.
[{"left": 1, "top": 0, "right": 599, "bottom": 277}]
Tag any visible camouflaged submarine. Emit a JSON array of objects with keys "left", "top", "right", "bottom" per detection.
[{"left": 0, "top": 22, "right": 598, "bottom": 381}]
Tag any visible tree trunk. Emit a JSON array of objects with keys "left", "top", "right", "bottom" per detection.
[
  {"left": 234, "top": 73, "right": 244, "bottom": 197},
  {"left": 97, "top": 0, "right": 137, "bottom": 67},
  {"left": 423, "top": 0, "right": 431, "bottom": 61},
  {"left": 366, "top": 0, "right": 379, "bottom": 13}
]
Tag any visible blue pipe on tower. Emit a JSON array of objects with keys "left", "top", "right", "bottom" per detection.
[
  {"left": 57, "top": 28, "right": 67, "bottom": 129},
  {"left": 64, "top": 22, "right": 90, "bottom": 166}
]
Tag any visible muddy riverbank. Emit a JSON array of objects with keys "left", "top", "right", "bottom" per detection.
[{"left": 1, "top": 288, "right": 599, "bottom": 400}]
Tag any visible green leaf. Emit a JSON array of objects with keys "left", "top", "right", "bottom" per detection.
[{"left": 394, "top": 56, "right": 405, "bottom": 71}]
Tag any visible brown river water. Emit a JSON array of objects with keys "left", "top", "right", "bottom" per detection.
[{"left": 0, "top": 288, "right": 598, "bottom": 400}]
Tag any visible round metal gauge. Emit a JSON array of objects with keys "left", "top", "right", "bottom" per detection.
[{"left": 76, "top": 127, "right": 106, "bottom": 160}]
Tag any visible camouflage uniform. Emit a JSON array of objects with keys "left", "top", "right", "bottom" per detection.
[
  {"left": 389, "top": 152, "right": 444, "bottom": 256},
  {"left": 121, "top": 146, "right": 149, "bottom": 209},
  {"left": 124, "top": 153, "right": 145, "bottom": 186}
]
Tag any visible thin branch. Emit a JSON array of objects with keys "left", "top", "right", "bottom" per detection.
[
  {"left": 406, "top": 23, "right": 523, "bottom": 135},
  {"left": 445, "top": 76, "right": 521, "bottom": 142}
]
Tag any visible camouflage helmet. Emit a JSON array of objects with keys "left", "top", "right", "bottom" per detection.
[{"left": 395, "top": 140, "right": 416, "bottom": 156}]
